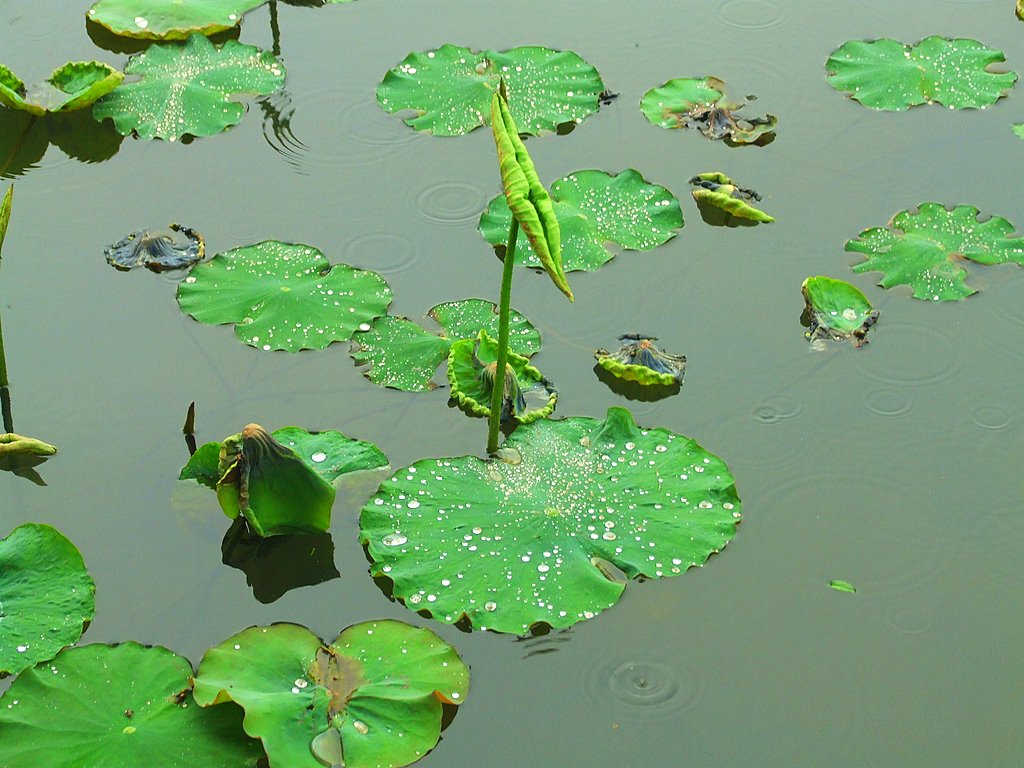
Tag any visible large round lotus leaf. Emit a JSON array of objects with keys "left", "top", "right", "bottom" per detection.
[
  {"left": 361, "top": 407, "right": 741, "bottom": 634},
  {"left": 0, "top": 643, "right": 263, "bottom": 767},
  {"left": 92, "top": 34, "right": 285, "bottom": 141},
  {"left": 87, "top": 0, "right": 266, "bottom": 40},
  {"left": 0, "top": 62, "right": 123, "bottom": 116},
  {"left": 640, "top": 77, "right": 777, "bottom": 143},
  {"left": 351, "top": 299, "right": 541, "bottom": 392},
  {"left": 193, "top": 620, "right": 469, "bottom": 768},
  {"left": 0, "top": 524, "right": 95, "bottom": 677},
  {"left": 376, "top": 44, "right": 604, "bottom": 136},
  {"left": 447, "top": 331, "right": 556, "bottom": 424},
  {"left": 176, "top": 240, "right": 392, "bottom": 352},
  {"left": 825, "top": 37, "right": 1017, "bottom": 110},
  {"left": 480, "top": 169, "right": 683, "bottom": 272},
  {"left": 846, "top": 203, "right": 1024, "bottom": 301}
]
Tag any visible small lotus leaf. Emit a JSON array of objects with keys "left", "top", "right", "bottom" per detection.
[
  {"left": 0, "top": 642, "right": 263, "bottom": 767},
  {"left": 87, "top": 0, "right": 266, "bottom": 40},
  {"left": 104, "top": 224, "right": 204, "bottom": 272},
  {"left": 1013, "top": 123, "right": 1024, "bottom": 139},
  {"left": 480, "top": 169, "right": 684, "bottom": 272},
  {"left": 640, "top": 77, "right": 777, "bottom": 144},
  {"left": 448, "top": 330, "right": 556, "bottom": 424},
  {"left": 350, "top": 299, "right": 540, "bottom": 392},
  {"left": 361, "top": 407, "right": 741, "bottom": 634},
  {"left": 0, "top": 185, "right": 11, "bottom": 256},
  {"left": 846, "top": 203, "right": 1024, "bottom": 300},
  {"left": 829, "top": 579, "right": 857, "bottom": 593},
  {"left": 376, "top": 44, "right": 604, "bottom": 136},
  {"left": 689, "top": 172, "right": 773, "bottom": 223},
  {"left": 825, "top": 37, "right": 1017, "bottom": 111},
  {"left": 801, "top": 276, "right": 878, "bottom": 348},
  {"left": 92, "top": 34, "right": 285, "bottom": 141},
  {"left": 176, "top": 240, "right": 392, "bottom": 352},
  {"left": 594, "top": 334, "right": 686, "bottom": 386},
  {"left": 193, "top": 620, "right": 469, "bottom": 768},
  {"left": 0, "top": 62, "right": 123, "bottom": 116},
  {"left": 0, "top": 525, "right": 94, "bottom": 676}
]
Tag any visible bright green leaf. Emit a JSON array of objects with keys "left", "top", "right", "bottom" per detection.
[
  {"left": 829, "top": 579, "right": 857, "bottom": 593},
  {"left": 0, "top": 185, "right": 11, "bottom": 260},
  {"left": 640, "top": 77, "right": 777, "bottom": 143},
  {"left": 690, "top": 172, "right": 773, "bottom": 223},
  {"left": 801, "top": 276, "right": 878, "bottom": 347},
  {"left": 87, "top": 0, "right": 266, "bottom": 40},
  {"left": 1012, "top": 123, "right": 1024, "bottom": 139},
  {"left": 0, "top": 62, "right": 123, "bottom": 116}
]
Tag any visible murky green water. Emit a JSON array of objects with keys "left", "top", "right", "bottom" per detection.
[{"left": 2, "top": 0, "right": 1023, "bottom": 764}]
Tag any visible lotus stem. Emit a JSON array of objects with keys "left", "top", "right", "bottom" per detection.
[{"left": 486, "top": 217, "right": 519, "bottom": 453}]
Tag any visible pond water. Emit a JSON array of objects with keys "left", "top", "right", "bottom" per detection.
[{"left": 2, "top": 0, "right": 1023, "bottom": 765}]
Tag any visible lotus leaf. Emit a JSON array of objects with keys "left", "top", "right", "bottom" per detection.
[
  {"left": 0, "top": 433, "right": 58, "bottom": 456},
  {"left": 350, "top": 299, "right": 541, "bottom": 392},
  {"left": 0, "top": 186, "right": 11, "bottom": 256},
  {"left": 689, "top": 172, "right": 773, "bottom": 223},
  {"left": 87, "top": 0, "right": 266, "bottom": 40},
  {"left": 846, "top": 203, "right": 1024, "bottom": 300},
  {"left": 480, "top": 169, "right": 684, "bottom": 272},
  {"left": 176, "top": 240, "right": 392, "bottom": 352},
  {"left": 1013, "top": 123, "right": 1024, "bottom": 139},
  {"left": 594, "top": 334, "right": 686, "bottom": 386},
  {"left": 0, "top": 643, "right": 263, "bottom": 767},
  {"left": 192, "top": 620, "right": 469, "bottom": 768},
  {"left": 376, "top": 44, "right": 604, "bottom": 136},
  {"left": 0, "top": 62, "right": 123, "bottom": 116},
  {"left": 92, "top": 34, "right": 285, "bottom": 141},
  {"left": 104, "top": 224, "right": 204, "bottom": 272},
  {"left": 830, "top": 579, "right": 857, "bottom": 593},
  {"left": 825, "top": 37, "right": 1017, "bottom": 111},
  {"left": 0, "top": 524, "right": 94, "bottom": 677},
  {"left": 640, "top": 77, "right": 777, "bottom": 144},
  {"left": 361, "top": 407, "right": 741, "bottom": 634},
  {"left": 448, "top": 331, "right": 556, "bottom": 424},
  {"left": 801, "top": 276, "right": 879, "bottom": 348}
]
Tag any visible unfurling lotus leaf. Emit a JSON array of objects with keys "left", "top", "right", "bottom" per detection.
[
  {"left": 689, "top": 172, "right": 773, "bottom": 223},
  {"left": 491, "top": 88, "right": 572, "bottom": 301},
  {"left": 801, "top": 276, "right": 879, "bottom": 348},
  {"left": 104, "top": 224, "right": 205, "bottom": 272},
  {"left": 594, "top": 334, "right": 686, "bottom": 386},
  {"left": 640, "top": 77, "right": 777, "bottom": 144},
  {"left": 86, "top": 0, "right": 267, "bottom": 40},
  {"left": 215, "top": 423, "right": 336, "bottom": 537},
  {"left": 825, "top": 37, "right": 1017, "bottom": 111},
  {"left": 0, "top": 433, "right": 58, "bottom": 457},
  {"left": 0, "top": 62, "right": 123, "bottom": 116},
  {"left": 192, "top": 620, "right": 469, "bottom": 768},
  {"left": 448, "top": 330, "right": 556, "bottom": 424},
  {"left": 846, "top": 203, "right": 1024, "bottom": 301}
]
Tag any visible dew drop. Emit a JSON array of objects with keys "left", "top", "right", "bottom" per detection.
[
  {"left": 383, "top": 533, "right": 408, "bottom": 547},
  {"left": 311, "top": 452, "right": 327, "bottom": 463},
  {"left": 353, "top": 720, "right": 369, "bottom": 735},
  {"left": 485, "top": 601, "right": 497, "bottom": 611},
  {"left": 134, "top": 16, "right": 148, "bottom": 28},
  {"left": 16, "top": 645, "right": 27, "bottom": 653}
]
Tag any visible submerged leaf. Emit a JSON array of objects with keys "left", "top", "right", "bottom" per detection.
[
  {"left": 86, "top": 0, "right": 266, "bottom": 40},
  {"left": 641, "top": 77, "right": 777, "bottom": 144},
  {"left": 594, "top": 334, "right": 686, "bottom": 386},
  {"left": 801, "top": 276, "right": 878, "bottom": 348},
  {"left": 1013, "top": 123, "right": 1024, "bottom": 139},
  {"left": 104, "top": 224, "right": 204, "bottom": 272},
  {"left": 825, "top": 37, "right": 1017, "bottom": 110},
  {"left": 376, "top": 44, "right": 604, "bottom": 136},
  {"left": 846, "top": 203, "right": 1024, "bottom": 300},
  {"left": 193, "top": 620, "right": 469, "bottom": 768},
  {"left": 0, "top": 61, "right": 123, "bottom": 116},
  {"left": 361, "top": 407, "right": 741, "bottom": 634}
]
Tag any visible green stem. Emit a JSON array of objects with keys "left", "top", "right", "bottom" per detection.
[
  {"left": 486, "top": 218, "right": 519, "bottom": 453},
  {"left": 0, "top": 311, "right": 11, "bottom": 433}
]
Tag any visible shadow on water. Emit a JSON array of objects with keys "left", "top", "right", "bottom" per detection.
[
  {"left": 694, "top": 197, "right": 760, "bottom": 228},
  {"left": 0, "top": 108, "right": 123, "bottom": 178},
  {"left": 592, "top": 364, "right": 681, "bottom": 402}
]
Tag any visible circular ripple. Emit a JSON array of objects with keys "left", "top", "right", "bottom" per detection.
[
  {"left": 887, "top": 603, "right": 934, "bottom": 635},
  {"left": 855, "top": 322, "right": 961, "bottom": 386},
  {"left": 751, "top": 394, "right": 801, "bottom": 424},
  {"left": 971, "top": 405, "right": 1014, "bottom": 431},
  {"left": 987, "top": 273, "right": 1024, "bottom": 328},
  {"left": 863, "top": 388, "right": 912, "bottom": 417},
  {"left": 716, "top": 0, "right": 784, "bottom": 29},
  {"left": 415, "top": 182, "right": 487, "bottom": 225},
  {"left": 588, "top": 654, "right": 703, "bottom": 720},
  {"left": 345, "top": 232, "right": 420, "bottom": 276}
]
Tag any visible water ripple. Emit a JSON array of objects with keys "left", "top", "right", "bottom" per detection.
[
  {"left": 863, "top": 387, "right": 912, "bottom": 417},
  {"left": 587, "top": 653, "right": 703, "bottom": 720},
  {"left": 854, "top": 321, "right": 961, "bottom": 386},
  {"left": 715, "top": 0, "right": 785, "bottom": 30},
  {"left": 345, "top": 232, "right": 420, "bottom": 276},
  {"left": 415, "top": 182, "right": 488, "bottom": 225}
]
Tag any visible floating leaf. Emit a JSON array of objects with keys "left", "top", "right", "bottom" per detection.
[
  {"left": 86, "top": 0, "right": 266, "bottom": 40},
  {"left": 193, "top": 620, "right": 469, "bottom": 768},
  {"left": 0, "top": 524, "right": 94, "bottom": 677},
  {"left": 594, "top": 334, "right": 686, "bottom": 386},
  {"left": 1013, "top": 123, "right": 1024, "bottom": 139},
  {"left": 376, "top": 44, "right": 604, "bottom": 136},
  {"left": 829, "top": 579, "right": 857, "bottom": 593},
  {"left": 825, "top": 37, "right": 1017, "bottom": 111},
  {"left": 689, "top": 172, "right": 773, "bottom": 223},
  {"left": 176, "top": 240, "right": 392, "bottom": 352},
  {"left": 640, "top": 77, "right": 777, "bottom": 144},
  {"left": 801, "top": 276, "right": 879, "bottom": 348},
  {"left": 104, "top": 224, "right": 204, "bottom": 272},
  {"left": 480, "top": 169, "right": 684, "bottom": 272},
  {"left": 350, "top": 299, "right": 540, "bottom": 392},
  {"left": 0, "top": 185, "right": 11, "bottom": 256},
  {"left": 0, "top": 642, "right": 263, "bottom": 767},
  {"left": 846, "top": 203, "right": 1024, "bottom": 300},
  {"left": 92, "top": 34, "right": 285, "bottom": 141},
  {"left": 0, "top": 62, "right": 122, "bottom": 117},
  {"left": 447, "top": 330, "right": 556, "bottom": 424},
  {"left": 0, "top": 433, "right": 57, "bottom": 456},
  {"left": 361, "top": 407, "right": 741, "bottom": 634}
]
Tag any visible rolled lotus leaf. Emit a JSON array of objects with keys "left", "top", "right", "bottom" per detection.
[
  {"left": 594, "top": 334, "right": 686, "bottom": 386},
  {"left": 0, "top": 433, "right": 57, "bottom": 456},
  {"left": 104, "top": 224, "right": 204, "bottom": 271},
  {"left": 216, "top": 423, "right": 335, "bottom": 537},
  {"left": 689, "top": 172, "right": 773, "bottom": 223},
  {"left": 0, "top": 62, "right": 123, "bottom": 116},
  {"left": 491, "top": 88, "right": 572, "bottom": 301},
  {"left": 801, "top": 276, "right": 879, "bottom": 348},
  {"left": 0, "top": 185, "right": 11, "bottom": 258}
]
